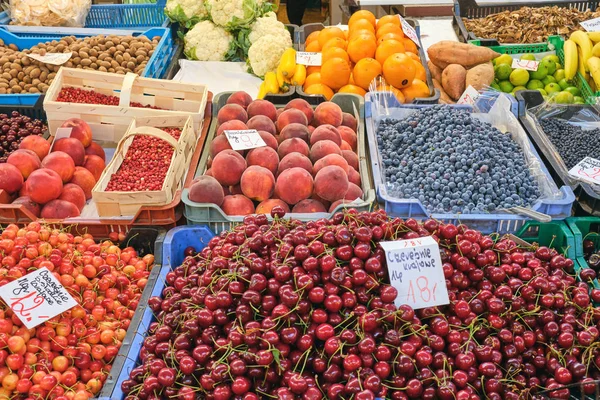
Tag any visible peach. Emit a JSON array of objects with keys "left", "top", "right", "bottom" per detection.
[
  {"left": 212, "top": 150, "right": 247, "bottom": 186},
  {"left": 227, "top": 91, "right": 253, "bottom": 109},
  {"left": 83, "top": 155, "right": 105, "bottom": 182},
  {"left": 59, "top": 183, "right": 86, "bottom": 211},
  {"left": 222, "top": 185, "right": 231, "bottom": 196},
  {"left": 247, "top": 100, "right": 277, "bottom": 122},
  {"left": 259, "top": 131, "right": 278, "bottom": 151},
  {"left": 7, "top": 149, "right": 40, "bottom": 179},
  {"left": 216, "top": 120, "right": 248, "bottom": 136},
  {"left": 189, "top": 176, "right": 224, "bottom": 206},
  {"left": 41, "top": 199, "right": 80, "bottom": 219},
  {"left": 280, "top": 123, "right": 310, "bottom": 143},
  {"left": 205, "top": 168, "right": 213, "bottom": 177},
  {"left": 338, "top": 126, "right": 357, "bottom": 151},
  {"left": 314, "top": 102, "right": 343, "bottom": 127},
  {"left": 42, "top": 151, "right": 75, "bottom": 183},
  {"left": 71, "top": 167, "right": 96, "bottom": 200},
  {"left": 246, "top": 147, "right": 279, "bottom": 175},
  {"left": 52, "top": 138, "right": 85, "bottom": 166},
  {"left": 19, "top": 135, "right": 50, "bottom": 160},
  {"left": 344, "top": 183, "right": 363, "bottom": 200},
  {"left": 221, "top": 195, "right": 255, "bottom": 216},
  {"left": 85, "top": 142, "right": 106, "bottom": 161},
  {"left": 256, "top": 199, "right": 290, "bottom": 214},
  {"left": 276, "top": 108, "right": 285, "bottom": 119},
  {"left": 0, "top": 163, "right": 23, "bottom": 194},
  {"left": 342, "top": 112, "right": 358, "bottom": 132},
  {"left": 210, "top": 134, "right": 244, "bottom": 159},
  {"left": 292, "top": 199, "right": 327, "bottom": 213},
  {"left": 275, "top": 167, "right": 313, "bottom": 205},
  {"left": 310, "top": 124, "right": 342, "bottom": 146},
  {"left": 310, "top": 191, "right": 330, "bottom": 210},
  {"left": 309, "top": 140, "right": 342, "bottom": 163},
  {"left": 314, "top": 165, "right": 348, "bottom": 202},
  {"left": 278, "top": 153, "right": 313, "bottom": 175},
  {"left": 229, "top": 184, "right": 243, "bottom": 195},
  {"left": 284, "top": 99, "right": 314, "bottom": 124},
  {"left": 278, "top": 138, "right": 309, "bottom": 159},
  {"left": 247, "top": 115, "right": 276, "bottom": 135},
  {"left": 12, "top": 196, "right": 40, "bottom": 217},
  {"left": 308, "top": 125, "right": 315, "bottom": 134},
  {"left": 276, "top": 109, "right": 308, "bottom": 132},
  {"left": 217, "top": 104, "right": 248, "bottom": 125},
  {"left": 240, "top": 166, "right": 275, "bottom": 201},
  {"left": 342, "top": 150, "right": 359, "bottom": 171},
  {"left": 313, "top": 154, "right": 349, "bottom": 175},
  {"left": 341, "top": 141, "right": 352, "bottom": 151},
  {"left": 348, "top": 167, "right": 361, "bottom": 187},
  {"left": 61, "top": 118, "right": 92, "bottom": 147},
  {"left": 27, "top": 168, "right": 63, "bottom": 204},
  {"left": 329, "top": 199, "right": 353, "bottom": 213}
]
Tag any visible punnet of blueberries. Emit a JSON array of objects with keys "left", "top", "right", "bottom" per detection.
[
  {"left": 539, "top": 118, "right": 600, "bottom": 169},
  {"left": 376, "top": 105, "right": 541, "bottom": 214}
]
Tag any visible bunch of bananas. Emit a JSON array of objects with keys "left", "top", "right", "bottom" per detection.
[
  {"left": 257, "top": 48, "right": 307, "bottom": 99},
  {"left": 564, "top": 31, "right": 600, "bottom": 91}
]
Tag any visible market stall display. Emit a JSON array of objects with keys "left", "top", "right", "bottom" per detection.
[{"left": 566, "top": 217, "right": 600, "bottom": 293}]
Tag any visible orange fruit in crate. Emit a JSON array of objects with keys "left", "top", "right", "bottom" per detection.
[
  {"left": 375, "top": 83, "right": 405, "bottom": 103},
  {"left": 376, "top": 24, "right": 404, "bottom": 39},
  {"left": 322, "top": 37, "right": 347, "bottom": 51},
  {"left": 350, "top": 19, "right": 375, "bottom": 34},
  {"left": 405, "top": 51, "right": 420, "bottom": 63},
  {"left": 304, "top": 83, "right": 334, "bottom": 100},
  {"left": 305, "top": 40, "right": 321, "bottom": 52},
  {"left": 376, "top": 15, "right": 401, "bottom": 31},
  {"left": 375, "top": 39, "right": 405, "bottom": 66},
  {"left": 318, "top": 27, "right": 346, "bottom": 49},
  {"left": 349, "top": 29, "right": 376, "bottom": 42},
  {"left": 347, "top": 34, "right": 376, "bottom": 63},
  {"left": 383, "top": 53, "right": 416, "bottom": 89},
  {"left": 304, "top": 73, "right": 322, "bottom": 89},
  {"left": 338, "top": 84, "right": 367, "bottom": 96},
  {"left": 305, "top": 30, "right": 320, "bottom": 46},
  {"left": 414, "top": 61, "right": 427, "bottom": 82},
  {"left": 377, "top": 32, "right": 404, "bottom": 45},
  {"left": 321, "top": 57, "right": 351, "bottom": 90},
  {"left": 348, "top": 73, "right": 355, "bottom": 85},
  {"left": 322, "top": 47, "right": 350, "bottom": 63},
  {"left": 306, "top": 65, "right": 321, "bottom": 75},
  {"left": 402, "top": 38, "right": 418, "bottom": 54},
  {"left": 348, "top": 10, "right": 376, "bottom": 28},
  {"left": 401, "top": 79, "right": 430, "bottom": 102},
  {"left": 353, "top": 58, "right": 382, "bottom": 91}
]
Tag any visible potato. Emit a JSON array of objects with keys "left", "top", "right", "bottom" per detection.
[
  {"left": 432, "top": 79, "right": 455, "bottom": 104},
  {"left": 466, "top": 62, "right": 495, "bottom": 92},
  {"left": 428, "top": 61, "right": 443, "bottom": 83},
  {"left": 428, "top": 41, "right": 500, "bottom": 69},
  {"left": 441, "top": 64, "right": 467, "bottom": 101}
]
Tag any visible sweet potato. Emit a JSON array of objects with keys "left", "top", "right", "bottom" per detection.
[
  {"left": 427, "top": 41, "right": 500, "bottom": 69},
  {"left": 428, "top": 60, "right": 443, "bottom": 83},
  {"left": 441, "top": 64, "right": 467, "bottom": 101},
  {"left": 433, "top": 79, "right": 455, "bottom": 104},
  {"left": 466, "top": 62, "right": 495, "bottom": 91}
]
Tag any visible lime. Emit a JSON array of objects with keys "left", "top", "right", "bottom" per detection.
[
  {"left": 541, "top": 59, "right": 556, "bottom": 75},
  {"left": 510, "top": 68, "right": 529, "bottom": 86},
  {"left": 564, "top": 86, "right": 581, "bottom": 96},
  {"left": 537, "top": 88, "right": 548, "bottom": 96},
  {"left": 556, "top": 63, "right": 563, "bottom": 70},
  {"left": 526, "top": 79, "right": 544, "bottom": 90},
  {"left": 545, "top": 82, "right": 561, "bottom": 94},
  {"left": 495, "top": 64, "right": 512, "bottom": 80},
  {"left": 490, "top": 81, "right": 500, "bottom": 90},
  {"left": 512, "top": 85, "right": 527, "bottom": 96},
  {"left": 529, "top": 63, "right": 548, "bottom": 80},
  {"left": 521, "top": 54, "right": 536, "bottom": 61},
  {"left": 558, "top": 78, "right": 570, "bottom": 90},
  {"left": 554, "top": 91, "right": 574, "bottom": 104},
  {"left": 542, "top": 75, "right": 557, "bottom": 86},
  {"left": 494, "top": 54, "right": 513, "bottom": 66},
  {"left": 554, "top": 69, "right": 566, "bottom": 81},
  {"left": 574, "top": 96, "right": 585, "bottom": 103},
  {"left": 543, "top": 54, "right": 560, "bottom": 64},
  {"left": 498, "top": 80, "right": 514, "bottom": 93}
]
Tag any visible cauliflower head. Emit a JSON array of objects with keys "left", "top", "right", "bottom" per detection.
[
  {"left": 206, "top": 0, "right": 259, "bottom": 28},
  {"left": 248, "top": 12, "right": 289, "bottom": 44},
  {"left": 165, "top": 0, "right": 208, "bottom": 27},
  {"left": 247, "top": 34, "right": 292, "bottom": 77},
  {"left": 184, "top": 20, "right": 236, "bottom": 61}
]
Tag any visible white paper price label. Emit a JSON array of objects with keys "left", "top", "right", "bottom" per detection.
[
  {"left": 569, "top": 157, "right": 600, "bottom": 186},
  {"left": 296, "top": 52, "right": 322, "bottom": 66},
  {"left": 580, "top": 17, "right": 600, "bottom": 32},
  {"left": 398, "top": 15, "right": 420, "bottom": 47},
  {"left": 0, "top": 268, "right": 77, "bottom": 329},
  {"left": 511, "top": 58, "right": 539, "bottom": 71},
  {"left": 380, "top": 236, "right": 449, "bottom": 310},
  {"left": 225, "top": 129, "right": 267, "bottom": 151},
  {"left": 457, "top": 85, "right": 480, "bottom": 106},
  {"left": 26, "top": 52, "right": 72, "bottom": 66}
]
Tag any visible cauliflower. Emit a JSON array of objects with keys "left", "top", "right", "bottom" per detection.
[
  {"left": 248, "top": 12, "right": 289, "bottom": 44},
  {"left": 206, "top": 0, "right": 260, "bottom": 29},
  {"left": 247, "top": 34, "right": 292, "bottom": 77},
  {"left": 184, "top": 20, "right": 237, "bottom": 61},
  {"left": 165, "top": 0, "right": 208, "bottom": 27}
]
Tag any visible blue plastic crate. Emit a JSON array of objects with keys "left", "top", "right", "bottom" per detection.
[
  {"left": 101, "top": 225, "right": 215, "bottom": 400},
  {"left": 365, "top": 92, "right": 576, "bottom": 234},
  {"left": 0, "top": 26, "right": 174, "bottom": 107}
]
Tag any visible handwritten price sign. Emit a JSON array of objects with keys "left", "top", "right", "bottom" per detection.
[
  {"left": 380, "top": 236, "right": 449, "bottom": 310},
  {"left": 26, "top": 52, "right": 72, "bottom": 66},
  {"left": 457, "top": 85, "right": 480, "bottom": 106},
  {"left": 580, "top": 17, "right": 600, "bottom": 32},
  {"left": 511, "top": 58, "right": 539, "bottom": 71},
  {"left": 569, "top": 157, "right": 600, "bottom": 186},
  {"left": 296, "top": 52, "right": 322, "bottom": 66},
  {"left": 398, "top": 15, "right": 420, "bottom": 47},
  {"left": 225, "top": 129, "right": 267, "bottom": 151},
  {"left": 0, "top": 268, "right": 77, "bottom": 329}
]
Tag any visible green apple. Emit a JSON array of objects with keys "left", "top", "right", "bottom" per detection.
[
  {"left": 529, "top": 64, "right": 548, "bottom": 80},
  {"left": 521, "top": 54, "right": 536, "bottom": 61},
  {"left": 490, "top": 81, "right": 501, "bottom": 90},
  {"left": 494, "top": 54, "right": 513, "bottom": 66},
  {"left": 558, "top": 78, "right": 570, "bottom": 90},
  {"left": 542, "top": 76, "right": 557, "bottom": 86},
  {"left": 574, "top": 96, "right": 585, "bottom": 104},
  {"left": 553, "top": 69, "right": 566, "bottom": 81},
  {"left": 542, "top": 54, "right": 560, "bottom": 64},
  {"left": 498, "top": 80, "right": 514, "bottom": 93},
  {"left": 545, "top": 82, "right": 561, "bottom": 94},
  {"left": 495, "top": 64, "right": 512, "bottom": 80},
  {"left": 510, "top": 68, "right": 529, "bottom": 86},
  {"left": 554, "top": 91, "right": 574, "bottom": 104},
  {"left": 526, "top": 79, "right": 544, "bottom": 90},
  {"left": 540, "top": 59, "right": 556, "bottom": 75},
  {"left": 564, "top": 86, "right": 581, "bottom": 96}
]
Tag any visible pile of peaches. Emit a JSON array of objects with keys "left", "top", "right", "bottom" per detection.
[
  {"left": 189, "top": 91, "right": 363, "bottom": 215},
  {"left": 0, "top": 118, "right": 106, "bottom": 219}
]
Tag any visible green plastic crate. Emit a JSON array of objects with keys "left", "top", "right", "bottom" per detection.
[
  {"left": 469, "top": 36, "right": 596, "bottom": 104},
  {"left": 516, "top": 220, "right": 577, "bottom": 259},
  {"left": 566, "top": 217, "right": 600, "bottom": 291}
]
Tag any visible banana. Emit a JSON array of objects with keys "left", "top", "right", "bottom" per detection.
[
  {"left": 593, "top": 42, "right": 600, "bottom": 58},
  {"left": 578, "top": 46, "right": 588, "bottom": 79},
  {"left": 589, "top": 32, "right": 600, "bottom": 43},
  {"left": 570, "top": 31, "right": 593, "bottom": 71},
  {"left": 279, "top": 48, "right": 297, "bottom": 77},
  {"left": 257, "top": 82, "right": 267, "bottom": 99},
  {"left": 291, "top": 64, "right": 306, "bottom": 86},
  {"left": 264, "top": 72, "right": 279, "bottom": 94},
  {"left": 564, "top": 39, "right": 578, "bottom": 80},
  {"left": 588, "top": 56, "right": 600, "bottom": 89}
]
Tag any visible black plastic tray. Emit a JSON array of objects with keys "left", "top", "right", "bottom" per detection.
[
  {"left": 453, "top": 0, "right": 600, "bottom": 42},
  {"left": 0, "top": 94, "right": 45, "bottom": 120},
  {"left": 517, "top": 89, "right": 600, "bottom": 216}
]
